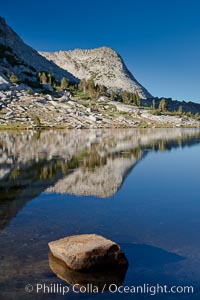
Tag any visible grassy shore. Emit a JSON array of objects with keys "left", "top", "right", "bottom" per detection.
[{"left": 0, "top": 123, "right": 199, "bottom": 131}]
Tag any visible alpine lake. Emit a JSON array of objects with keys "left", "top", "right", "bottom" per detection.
[{"left": 0, "top": 128, "right": 200, "bottom": 300}]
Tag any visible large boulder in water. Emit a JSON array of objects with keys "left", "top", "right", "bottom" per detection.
[{"left": 48, "top": 234, "right": 128, "bottom": 271}]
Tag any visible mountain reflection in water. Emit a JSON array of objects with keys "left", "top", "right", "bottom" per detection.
[{"left": 0, "top": 128, "right": 200, "bottom": 232}]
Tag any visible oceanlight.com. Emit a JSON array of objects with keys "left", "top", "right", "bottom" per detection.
[{"left": 25, "top": 283, "right": 194, "bottom": 296}]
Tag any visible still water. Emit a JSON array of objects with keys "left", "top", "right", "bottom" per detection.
[{"left": 0, "top": 128, "right": 200, "bottom": 300}]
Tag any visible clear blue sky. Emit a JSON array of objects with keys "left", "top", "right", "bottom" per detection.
[{"left": 1, "top": 0, "right": 200, "bottom": 102}]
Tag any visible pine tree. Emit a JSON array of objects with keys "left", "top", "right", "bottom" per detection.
[
  {"left": 152, "top": 99, "right": 156, "bottom": 110},
  {"left": 159, "top": 98, "right": 168, "bottom": 112},
  {"left": 37, "top": 72, "right": 41, "bottom": 82},
  {"left": 99, "top": 84, "right": 107, "bottom": 95},
  {"left": 78, "top": 79, "right": 87, "bottom": 94},
  {"left": 121, "top": 92, "right": 129, "bottom": 103},
  {"left": 130, "top": 93, "right": 135, "bottom": 104},
  {"left": 40, "top": 72, "right": 47, "bottom": 84},
  {"left": 87, "top": 80, "right": 95, "bottom": 97},
  {"left": 47, "top": 73, "right": 52, "bottom": 85},
  {"left": 131, "top": 93, "right": 136, "bottom": 105},
  {"left": 111, "top": 90, "right": 116, "bottom": 100},
  {"left": 135, "top": 93, "right": 141, "bottom": 106},
  {"left": 177, "top": 105, "right": 183, "bottom": 116},
  {"left": 9, "top": 74, "right": 20, "bottom": 84},
  {"left": 87, "top": 79, "right": 96, "bottom": 98},
  {"left": 61, "top": 77, "right": 70, "bottom": 90}
]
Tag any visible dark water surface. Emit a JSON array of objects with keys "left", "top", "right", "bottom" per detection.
[{"left": 0, "top": 128, "right": 200, "bottom": 300}]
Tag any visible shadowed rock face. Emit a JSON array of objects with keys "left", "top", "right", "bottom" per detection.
[
  {"left": 0, "top": 16, "right": 77, "bottom": 82},
  {"left": 40, "top": 47, "right": 152, "bottom": 98}
]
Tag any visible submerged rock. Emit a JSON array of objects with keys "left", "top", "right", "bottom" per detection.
[
  {"left": 49, "top": 251, "right": 127, "bottom": 291},
  {"left": 48, "top": 234, "right": 128, "bottom": 271}
]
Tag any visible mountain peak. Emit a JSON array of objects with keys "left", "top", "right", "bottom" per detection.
[
  {"left": 0, "top": 16, "right": 151, "bottom": 98},
  {"left": 41, "top": 47, "right": 152, "bottom": 98}
]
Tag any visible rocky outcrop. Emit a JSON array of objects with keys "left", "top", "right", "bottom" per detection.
[
  {"left": 0, "top": 87, "right": 199, "bottom": 128},
  {"left": 0, "top": 74, "right": 10, "bottom": 90},
  {"left": 40, "top": 47, "right": 152, "bottom": 98},
  {"left": 49, "top": 234, "right": 128, "bottom": 271},
  {"left": 0, "top": 17, "right": 77, "bottom": 83}
]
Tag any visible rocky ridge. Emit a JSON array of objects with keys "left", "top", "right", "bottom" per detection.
[
  {"left": 0, "top": 73, "right": 9, "bottom": 89},
  {"left": 40, "top": 47, "right": 152, "bottom": 98},
  {"left": 0, "top": 17, "right": 77, "bottom": 85}
]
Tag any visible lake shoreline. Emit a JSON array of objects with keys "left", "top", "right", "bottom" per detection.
[{"left": 0, "top": 125, "right": 199, "bottom": 131}]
